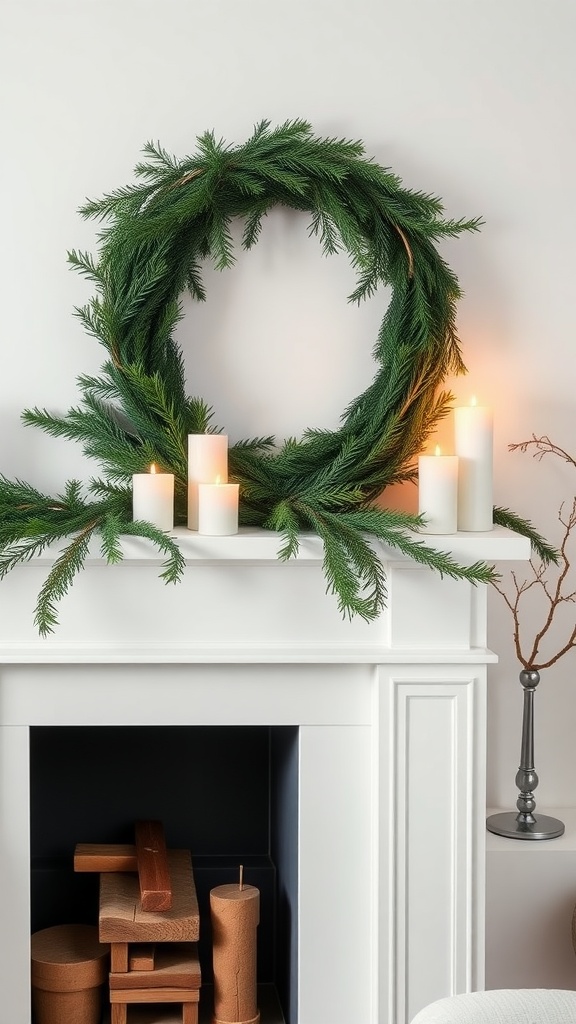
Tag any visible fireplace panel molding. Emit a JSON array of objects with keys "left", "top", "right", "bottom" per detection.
[{"left": 0, "top": 527, "right": 529, "bottom": 1023}]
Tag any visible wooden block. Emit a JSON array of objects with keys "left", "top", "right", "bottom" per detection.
[
  {"left": 110, "top": 944, "right": 200, "bottom": 990},
  {"left": 182, "top": 1003, "right": 198, "bottom": 1024},
  {"left": 129, "top": 944, "right": 156, "bottom": 971},
  {"left": 31, "top": 923, "right": 109, "bottom": 991},
  {"left": 135, "top": 821, "right": 172, "bottom": 912},
  {"left": 110, "top": 987, "right": 200, "bottom": 1004},
  {"left": 210, "top": 883, "right": 259, "bottom": 1024},
  {"left": 111, "top": 1004, "right": 127, "bottom": 1024},
  {"left": 111, "top": 943, "right": 129, "bottom": 973},
  {"left": 74, "top": 843, "right": 137, "bottom": 873},
  {"left": 100, "top": 850, "right": 199, "bottom": 943}
]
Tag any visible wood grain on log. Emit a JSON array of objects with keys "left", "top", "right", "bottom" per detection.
[
  {"left": 109, "top": 987, "right": 200, "bottom": 1004},
  {"left": 110, "top": 944, "right": 129, "bottom": 974},
  {"left": 135, "top": 821, "right": 172, "bottom": 912},
  {"left": 110, "top": 944, "right": 200, "bottom": 990},
  {"left": 128, "top": 944, "right": 156, "bottom": 972},
  {"left": 74, "top": 844, "right": 137, "bottom": 873},
  {"left": 100, "top": 850, "right": 199, "bottom": 943}
]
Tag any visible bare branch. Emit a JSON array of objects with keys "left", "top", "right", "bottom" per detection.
[
  {"left": 508, "top": 434, "right": 576, "bottom": 471},
  {"left": 492, "top": 436, "right": 576, "bottom": 671}
]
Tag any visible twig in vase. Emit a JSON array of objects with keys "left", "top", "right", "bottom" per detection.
[
  {"left": 492, "top": 437, "right": 576, "bottom": 671},
  {"left": 487, "top": 434, "right": 572, "bottom": 842}
]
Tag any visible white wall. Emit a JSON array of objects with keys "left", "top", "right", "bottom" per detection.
[{"left": 3, "top": 0, "right": 576, "bottom": 986}]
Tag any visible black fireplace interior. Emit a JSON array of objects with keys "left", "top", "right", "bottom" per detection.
[{"left": 30, "top": 724, "right": 299, "bottom": 1022}]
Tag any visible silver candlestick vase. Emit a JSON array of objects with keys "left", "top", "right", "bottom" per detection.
[{"left": 486, "top": 668, "right": 565, "bottom": 840}]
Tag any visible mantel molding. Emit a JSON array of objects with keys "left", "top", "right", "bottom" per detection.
[
  {"left": 0, "top": 525, "right": 529, "bottom": 658},
  {"left": 0, "top": 641, "right": 499, "bottom": 665},
  {"left": 18, "top": 524, "right": 530, "bottom": 566}
]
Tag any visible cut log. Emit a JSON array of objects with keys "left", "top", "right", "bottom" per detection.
[
  {"left": 74, "top": 844, "right": 137, "bottom": 873},
  {"left": 99, "top": 850, "right": 199, "bottom": 943},
  {"left": 110, "top": 943, "right": 200, "bottom": 990},
  {"left": 31, "top": 924, "right": 109, "bottom": 1024},
  {"left": 109, "top": 986, "right": 200, "bottom": 1004},
  {"left": 110, "top": 943, "right": 129, "bottom": 973},
  {"left": 129, "top": 944, "right": 155, "bottom": 972},
  {"left": 135, "top": 820, "right": 172, "bottom": 912}
]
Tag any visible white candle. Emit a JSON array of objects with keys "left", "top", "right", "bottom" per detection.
[
  {"left": 454, "top": 397, "right": 493, "bottom": 532},
  {"left": 418, "top": 446, "right": 459, "bottom": 534},
  {"left": 187, "top": 433, "right": 229, "bottom": 530},
  {"left": 132, "top": 464, "right": 174, "bottom": 531},
  {"left": 198, "top": 478, "right": 239, "bottom": 536}
]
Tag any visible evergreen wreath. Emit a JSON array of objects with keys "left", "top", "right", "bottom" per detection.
[{"left": 0, "top": 120, "right": 555, "bottom": 635}]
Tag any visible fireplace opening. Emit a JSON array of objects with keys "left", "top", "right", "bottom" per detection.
[{"left": 30, "top": 724, "right": 299, "bottom": 1023}]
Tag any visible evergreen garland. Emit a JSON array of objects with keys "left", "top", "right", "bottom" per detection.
[{"left": 0, "top": 120, "right": 554, "bottom": 634}]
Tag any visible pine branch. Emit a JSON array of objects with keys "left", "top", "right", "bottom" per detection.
[
  {"left": 493, "top": 506, "right": 560, "bottom": 565},
  {"left": 340, "top": 506, "right": 498, "bottom": 585},
  {"left": 34, "top": 520, "right": 100, "bottom": 636},
  {"left": 263, "top": 500, "right": 301, "bottom": 560},
  {"left": 2, "top": 120, "right": 502, "bottom": 631},
  {"left": 301, "top": 505, "right": 385, "bottom": 621},
  {"left": 116, "top": 520, "right": 186, "bottom": 583}
]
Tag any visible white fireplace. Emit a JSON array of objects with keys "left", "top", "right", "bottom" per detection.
[{"left": 0, "top": 526, "right": 528, "bottom": 1024}]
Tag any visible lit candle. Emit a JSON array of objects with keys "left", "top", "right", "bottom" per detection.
[
  {"left": 210, "top": 868, "right": 260, "bottom": 1024},
  {"left": 187, "top": 433, "right": 229, "bottom": 530},
  {"left": 418, "top": 446, "right": 459, "bottom": 534},
  {"left": 132, "top": 464, "right": 174, "bottom": 531},
  {"left": 198, "top": 477, "right": 239, "bottom": 536},
  {"left": 454, "top": 397, "right": 493, "bottom": 532}
]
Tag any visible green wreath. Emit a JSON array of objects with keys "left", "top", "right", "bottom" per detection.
[{"left": 0, "top": 120, "right": 554, "bottom": 634}]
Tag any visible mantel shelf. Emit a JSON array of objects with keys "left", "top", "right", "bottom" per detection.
[
  {"left": 0, "top": 525, "right": 529, "bottom": 658},
  {"left": 20, "top": 524, "right": 530, "bottom": 566},
  {"left": 0, "top": 642, "right": 499, "bottom": 665}
]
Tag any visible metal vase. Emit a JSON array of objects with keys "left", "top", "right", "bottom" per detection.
[{"left": 486, "top": 668, "right": 565, "bottom": 840}]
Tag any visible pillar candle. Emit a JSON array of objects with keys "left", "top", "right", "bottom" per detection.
[
  {"left": 188, "top": 433, "right": 229, "bottom": 530},
  {"left": 210, "top": 876, "right": 260, "bottom": 1024},
  {"left": 198, "top": 480, "right": 239, "bottom": 536},
  {"left": 418, "top": 446, "right": 458, "bottom": 534},
  {"left": 132, "top": 464, "right": 174, "bottom": 531},
  {"left": 454, "top": 398, "right": 493, "bottom": 531}
]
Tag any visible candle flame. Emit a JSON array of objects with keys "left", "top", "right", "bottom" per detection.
[
  {"left": 435, "top": 445, "right": 442, "bottom": 456},
  {"left": 215, "top": 474, "right": 221, "bottom": 485},
  {"left": 150, "top": 463, "right": 157, "bottom": 474},
  {"left": 470, "top": 395, "right": 477, "bottom": 407}
]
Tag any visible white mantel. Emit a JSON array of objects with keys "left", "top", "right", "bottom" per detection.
[{"left": 0, "top": 526, "right": 529, "bottom": 1024}]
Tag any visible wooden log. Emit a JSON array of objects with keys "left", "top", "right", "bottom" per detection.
[
  {"left": 111, "top": 1005, "right": 127, "bottom": 1024},
  {"left": 74, "top": 844, "right": 137, "bottom": 873},
  {"left": 129, "top": 944, "right": 156, "bottom": 971},
  {"left": 182, "top": 1003, "right": 199, "bottom": 1024},
  {"left": 135, "top": 820, "right": 172, "bottom": 912},
  {"left": 31, "top": 924, "right": 109, "bottom": 1024},
  {"left": 100, "top": 850, "right": 199, "bottom": 943},
  {"left": 110, "top": 943, "right": 200, "bottom": 990},
  {"left": 110, "top": 944, "right": 129, "bottom": 973},
  {"left": 109, "top": 987, "right": 200, "bottom": 1004},
  {"left": 211, "top": 882, "right": 260, "bottom": 1024}
]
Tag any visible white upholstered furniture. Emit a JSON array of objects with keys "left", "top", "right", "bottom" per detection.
[{"left": 410, "top": 989, "right": 576, "bottom": 1023}]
